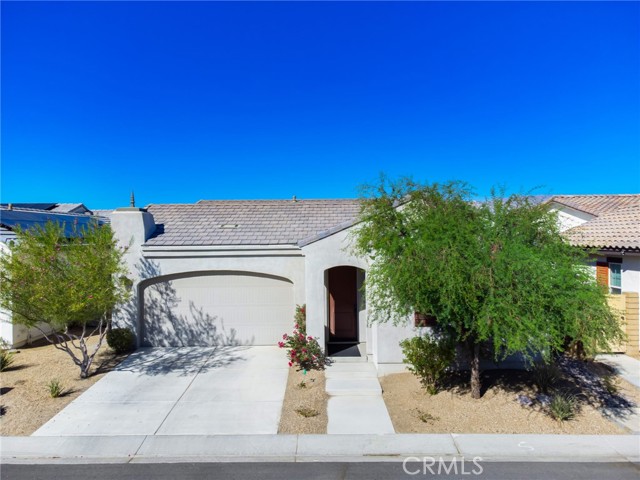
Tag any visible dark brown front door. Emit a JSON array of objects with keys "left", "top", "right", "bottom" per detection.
[{"left": 328, "top": 266, "right": 358, "bottom": 341}]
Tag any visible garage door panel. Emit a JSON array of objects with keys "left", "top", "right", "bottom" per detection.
[{"left": 143, "top": 274, "right": 294, "bottom": 347}]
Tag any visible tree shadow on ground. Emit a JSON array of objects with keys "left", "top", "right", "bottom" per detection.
[{"left": 438, "top": 356, "right": 636, "bottom": 422}]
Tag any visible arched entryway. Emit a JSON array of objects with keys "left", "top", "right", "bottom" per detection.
[{"left": 326, "top": 266, "right": 365, "bottom": 356}]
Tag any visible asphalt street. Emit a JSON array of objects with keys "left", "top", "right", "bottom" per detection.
[{"left": 2, "top": 462, "right": 639, "bottom": 480}]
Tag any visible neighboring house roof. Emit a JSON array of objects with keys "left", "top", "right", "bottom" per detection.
[
  {"left": 550, "top": 194, "right": 640, "bottom": 252},
  {"left": 144, "top": 199, "right": 362, "bottom": 246},
  {"left": 0, "top": 207, "right": 106, "bottom": 238},
  {"left": 0, "top": 203, "right": 58, "bottom": 211},
  {"left": 550, "top": 194, "right": 640, "bottom": 217},
  {"left": 565, "top": 204, "right": 640, "bottom": 251},
  {"left": 49, "top": 203, "right": 91, "bottom": 214}
]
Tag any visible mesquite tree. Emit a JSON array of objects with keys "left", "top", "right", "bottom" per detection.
[
  {"left": 0, "top": 221, "right": 130, "bottom": 378},
  {"left": 352, "top": 178, "right": 623, "bottom": 399}
]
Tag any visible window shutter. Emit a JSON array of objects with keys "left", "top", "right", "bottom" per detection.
[{"left": 596, "top": 262, "right": 609, "bottom": 287}]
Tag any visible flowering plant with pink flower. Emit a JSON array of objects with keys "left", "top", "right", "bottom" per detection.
[{"left": 278, "top": 307, "right": 326, "bottom": 371}]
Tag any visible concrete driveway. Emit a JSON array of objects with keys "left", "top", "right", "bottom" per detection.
[{"left": 33, "top": 346, "right": 288, "bottom": 436}]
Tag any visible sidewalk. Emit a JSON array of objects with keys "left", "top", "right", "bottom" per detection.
[
  {"left": 597, "top": 354, "right": 640, "bottom": 388},
  {"left": 1, "top": 434, "right": 638, "bottom": 464}
]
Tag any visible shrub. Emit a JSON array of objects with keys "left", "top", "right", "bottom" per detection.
[
  {"left": 548, "top": 392, "right": 577, "bottom": 422},
  {"left": 294, "top": 304, "right": 307, "bottom": 334},
  {"left": 0, "top": 341, "right": 14, "bottom": 372},
  {"left": 400, "top": 333, "right": 456, "bottom": 395},
  {"left": 295, "top": 407, "right": 319, "bottom": 418},
  {"left": 602, "top": 374, "right": 619, "bottom": 395},
  {"left": 47, "top": 379, "right": 64, "bottom": 398},
  {"left": 107, "top": 327, "right": 135, "bottom": 354},
  {"left": 532, "top": 360, "right": 561, "bottom": 394},
  {"left": 279, "top": 325, "right": 326, "bottom": 372}
]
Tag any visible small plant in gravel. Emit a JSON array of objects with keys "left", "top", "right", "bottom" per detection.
[
  {"left": 602, "top": 374, "right": 619, "bottom": 395},
  {"left": 47, "top": 379, "right": 64, "bottom": 398},
  {"left": 106, "top": 327, "right": 136, "bottom": 354},
  {"left": 532, "top": 360, "right": 561, "bottom": 394},
  {"left": 0, "top": 341, "right": 15, "bottom": 372},
  {"left": 400, "top": 333, "right": 455, "bottom": 395},
  {"left": 279, "top": 322, "right": 327, "bottom": 372},
  {"left": 295, "top": 407, "right": 319, "bottom": 418},
  {"left": 416, "top": 409, "right": 439, "bottom": 424},
  {"left": 297, "top": 380, "right": 308, "bottom": 389},
  {"left": 548, "top": 392, "right": 577, "bottom": 422}
]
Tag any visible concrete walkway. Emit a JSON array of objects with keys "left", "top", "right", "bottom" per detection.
[
  {"left": 33, "top": 346, "right": 288, "bottom": 436},
  {"left": 597, "top": 354, "right": 640, "bottom": 388},
  {"left": 1, "top": 434, "right": 638, "bottom": 464},
  {"left": 325, "top": 363, "right": 395, "bottom": 434},
  {"left": 595, "top": 354, "right": 640, "bottom": 433}
]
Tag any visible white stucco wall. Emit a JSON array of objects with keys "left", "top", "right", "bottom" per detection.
[
  {"left": 0, "top": 241, "right": 55, "bottom": 348},
  {"left": 549, "top": 204, "right": 595, "bottom": 232},
  {"left": 301, "top": 228, "right": 368, "bottom": 350},
  {"left": 589, "top": 253, "right": 640, "bottom": 295}
]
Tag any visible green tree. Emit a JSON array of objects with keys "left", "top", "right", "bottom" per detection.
[
  {"left": 352, "top": 178, "right": 623, "bottom": 398},
  {"left": 0, "top": 221, "right": 130, "bottom": 378}
]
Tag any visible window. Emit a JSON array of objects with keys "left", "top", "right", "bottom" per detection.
[{"left": 609, "top": 261, "right": 622, "bottom": 294}]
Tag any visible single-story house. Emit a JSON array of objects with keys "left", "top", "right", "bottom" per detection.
[
  {"left": 109, "top": 198, "right": 415, "bottom": 375},
  {"left": 0, "top": 205, "right": 108, "bottom": 346}
]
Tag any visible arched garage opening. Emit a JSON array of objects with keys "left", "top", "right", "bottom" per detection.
[{"left": 139, "top": 271, "right": 294, "bottom": 347}]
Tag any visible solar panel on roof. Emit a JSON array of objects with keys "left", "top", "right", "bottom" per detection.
[{"left": 0, "top": 209, "right": 105, "bottom": 238}]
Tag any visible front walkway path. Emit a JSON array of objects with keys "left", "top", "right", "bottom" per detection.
[
  {"left": 325, "top": 363, "right": 394, "bottom": 434},
  {"left": 33, "top": 346, "right": 288, "bottom": 436}
]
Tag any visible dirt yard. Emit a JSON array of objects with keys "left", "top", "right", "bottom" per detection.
[
  {"left": 278, "top": 367, "right": 328, "bottom": 434},
  {"left": 0, "top": 335, "right": 128, "bottom": 436},
  {"left": 381, "top": 361, "right": 638, "bottom": 434}
]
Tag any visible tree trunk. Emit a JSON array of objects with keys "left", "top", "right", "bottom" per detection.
[{"left": 470, "top": 342, "right": 481, "bottom": 399}]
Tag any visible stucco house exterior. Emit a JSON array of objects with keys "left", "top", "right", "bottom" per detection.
[
  {"left": 548, "top": 194, "right": 640, "bottom": 353},
  {"left": 109, "top": 199, "right": 416, "bottom": 375}
]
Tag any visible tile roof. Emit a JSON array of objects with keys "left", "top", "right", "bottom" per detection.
[
  {"left": 551, "top": 195, "right": 640, "bottom": 251},
  {"left": 144, "top": 199, "right": 362, "bottom": 247},
  {"left": 565, "top": 204, "right": 640, "bottom": 251},
  {"left": 551, "top": 194, "right": 640, "bottom": 216}
]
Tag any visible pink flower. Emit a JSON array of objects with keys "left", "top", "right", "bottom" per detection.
[
  {"left": 288, "top": 362, "right": 293, "bottom": 367},
  {"left": 278, "top": 341, "right": 285, "bottom": 348},
  {"left": 294, "top": 324, "right": 299, "bottom": 329},
  {"left": 282, "top": 334, "right": 287, "bottom": 340},
  {"left": 307, "top": 336, "right": 313, "bottom": 340}
]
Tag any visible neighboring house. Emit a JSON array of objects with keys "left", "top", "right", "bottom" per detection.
[
  {"left": 0, "top": 205, "right": 108, "bottom": 347},
  {"left": 548, "top": 194, "right": 640, "bottom": 354}
]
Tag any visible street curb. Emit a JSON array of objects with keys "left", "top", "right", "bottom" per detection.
[{"left": 1, "top": 434, "right": 638, "bottom": 464}]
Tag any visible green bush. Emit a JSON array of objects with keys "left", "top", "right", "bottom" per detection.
[
  {"left": 602, "top": 374, "right": 620, "bottom": 395},
  {"left": 47, "top": 379, "right": 64, "bottom": 398},
  {"left": 400, "top": 333, "right": 456, "bottom": 395},
  {"left": 106, "top": 327, "right": 135, "bottom": 354},
  {"left": 532, "top": 360, "right": 561, "bottom": 394},
  {"left": 548, "top": 391, "right": 577, "bottom": 422},
  {"left": 0, "top": 342, "right": 15, "bottom": 372}
]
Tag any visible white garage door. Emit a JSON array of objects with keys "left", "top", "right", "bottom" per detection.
[{"left": 142, "top": 273, "right": 294, "bottom": 347}]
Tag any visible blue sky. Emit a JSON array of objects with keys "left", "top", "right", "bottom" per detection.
[{"left": 2, "top": 2, "right": 638, "bottom": 209}]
